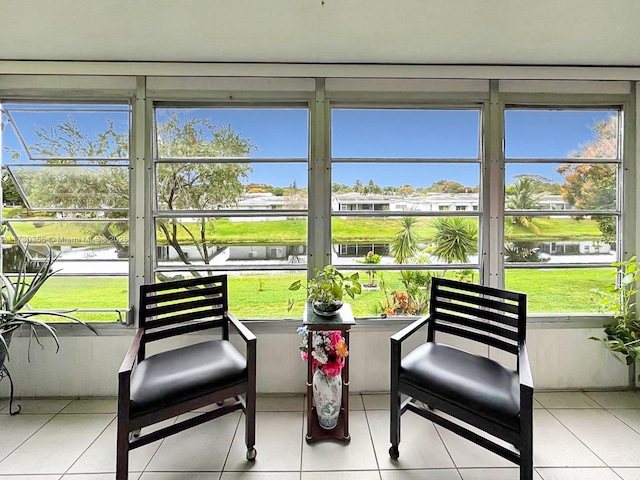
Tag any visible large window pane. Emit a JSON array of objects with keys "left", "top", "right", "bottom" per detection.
[
  {"left": 3, "top": 104, "right": 130, "bottom": 161},
  {"left": 332, "top": 109, "right": 480, "bottom": 158},
  {"left": 331, "top": 162, "right": 480, "bottom": 206},
  {"left": 155, "top": 162, "right": 307, "bottom": 211},
  {"left": 505, "top": 268, "right": 615, "bottom": 313},
  {"left": 332, "top": 217, "right": 479, "bottom": 267},
  {"left": 505, "top": 109, "right": 620, "bottom": 159},
  {"left": 9, "top": 165, "right": 128, "bottom": 210},
  {"left": 154, "top": 216, "right": 307, "bottom": 268},
  {"left": 1, "top": 102, "right": 131, "bottom": 324},
  {"left": 155, "top": 108, "right": 309, "bottom": 159}
]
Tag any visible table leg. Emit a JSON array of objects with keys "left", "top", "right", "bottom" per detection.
[
  {"left": 306, "top": 330, "right": 313, "bottom": 441},
  {"left": 343, "top": 329, "right": 350, "bottom": 441}
]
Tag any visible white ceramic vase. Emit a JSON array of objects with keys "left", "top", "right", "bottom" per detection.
[{"left": 312, "top": 368, "right": 342, "bottom": 429}]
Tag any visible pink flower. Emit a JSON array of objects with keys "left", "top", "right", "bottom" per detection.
[
  {"left": 329, "top": 331, "right": 342, "bottom": 347},
  {"left": 322, "top": 358, "right": 344, "bottom": 377},
  {"left": 300, "top": 351, "right": 308, "bottom": 362}
]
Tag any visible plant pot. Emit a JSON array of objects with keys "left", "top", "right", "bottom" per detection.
[
  {"left": 312, "top": 300, "right": 343, "bottom": 317},
  {"left": 312, "top": 368, "right": 342, "bottom": 429}
]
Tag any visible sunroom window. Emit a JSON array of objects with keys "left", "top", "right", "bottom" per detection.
[
  {"left": 503, "top": 107, "right": 621, "bottom": 314},
  {"left": 0, "top": 102, "right": 131, "bottom": 322},
  {"left": 330, "top": 107, "right": 482, "bottom": 318},
  {"left": 151, "top": 105, "right": 309, "bottom": 319}
]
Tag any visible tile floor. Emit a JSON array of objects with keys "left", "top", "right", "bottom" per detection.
[{"left": 0, "top": 391, "right": 639, "bottom": 479}]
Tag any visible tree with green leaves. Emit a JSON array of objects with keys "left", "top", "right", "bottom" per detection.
[
  {"left": 431, "top": 217, "right": 478, "bottom": 264},
  {"left": 506, "top": 175, "right": 546, "bottom": 236},
  {"left": 8, "top": 110, "right": 255, "bottom": 271},
  {"left": 390, "top": 217, "right": 420, "bottom": 264}
]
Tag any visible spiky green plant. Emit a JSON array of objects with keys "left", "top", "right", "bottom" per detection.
[{"left": 0, "top": 245, "right": 97, "bottom": 364}]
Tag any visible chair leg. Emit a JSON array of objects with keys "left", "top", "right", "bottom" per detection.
[
  {"left": 116, "top": 420, "right": 130, "bottom": 480},
  {"left": 389, "top": 389, "right": 401, "bottom": 460},
  {"left": 520, "top": 394, "right": 534, "bottom": 480},
  {"left": 245, "top": 388, "right": 257, "bottom": 461}
]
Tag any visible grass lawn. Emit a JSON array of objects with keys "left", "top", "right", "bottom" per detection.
[
  {"left": 25, "top": 269, "right": 610, "bottom": 322},
  {"left": 3, "top": 214, "right": 605, "bottom": 246}
]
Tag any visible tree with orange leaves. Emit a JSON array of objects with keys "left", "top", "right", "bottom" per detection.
[{"left": 556, "top": 115, "right": 618, "bottom": 242}]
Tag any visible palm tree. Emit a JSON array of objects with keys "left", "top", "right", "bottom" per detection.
[
  {"left": 390, "top": 217, "right": 419, "bottom": 264},
  {"left": 506, "top": 176, "right": 543, "bottom": 235},
  {"left": 432, "top": 217, "right": 478, "bottom": 263}
]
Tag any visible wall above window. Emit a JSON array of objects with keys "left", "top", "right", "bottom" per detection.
[{"left": 1, "top": 1, "right": 640, "bottom": 67}]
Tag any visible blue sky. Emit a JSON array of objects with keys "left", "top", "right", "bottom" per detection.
[{"left": 3, "top": 105, "right": 616, "bottom": 189}]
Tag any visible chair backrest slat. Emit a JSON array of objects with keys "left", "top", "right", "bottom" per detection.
[
  {"left": 436, "top": 311, "right": 518, "bottom": 342},
  {"left": 428, "top": 277, "right": 526, "bottom": 355},
  {"left": 436, "top": 323, "right": 519, "bottom": 355},
  {"left": 139, "top": 275, "right": 228, "bottom": 343}
]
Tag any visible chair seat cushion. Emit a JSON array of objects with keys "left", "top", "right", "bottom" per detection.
[
  {"left": 130, "top": 340, "right": 247, "bottom": 417},
  {"left": 400, "top": 343, "right": 520, "bottom": 430}
]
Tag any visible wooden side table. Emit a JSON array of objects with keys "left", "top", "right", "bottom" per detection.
[{"left": 303, "top": 302, "right": 355, "bottom": 444}]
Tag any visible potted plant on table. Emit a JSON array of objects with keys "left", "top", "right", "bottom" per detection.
[
  {"left": 0, "top": 245, "right": 97, "bottom": 412},
  {"left": 287, "top": 264, "right": 362, "bottom": 317}
]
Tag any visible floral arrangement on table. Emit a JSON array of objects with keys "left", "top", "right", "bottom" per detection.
[{"left": 297, "top": 326, "right": 348, "bottom": 377}]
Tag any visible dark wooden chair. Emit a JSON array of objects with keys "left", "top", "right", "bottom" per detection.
[
  {"left": 390, "top": 277, "right": 533, "bottom": 480},
  {"left": 117, "top": 275, "right": 256, "bottom": 480}
]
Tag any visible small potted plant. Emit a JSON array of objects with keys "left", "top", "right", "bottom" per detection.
[
  {"left": 287, "top": 264, "right": 361, "bottom": 316},
  {"left": 591, "top": 255, "right": 640, "bottom": 377}
]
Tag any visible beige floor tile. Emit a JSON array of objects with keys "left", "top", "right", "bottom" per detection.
[
  {"left": 3, "top": 398, "right": 72, "bottom": 414},
  {"left": 301, "top": 411, "right": 377, "bottom": 471},
  {"left": 145, "top": 412, "right": 241, "bottom": 472},
  {"left": 534, "top": 399, "right": 544, "bottom": 409},
  {"left": 0, "top": 413, "right": 113, "bottom": 475},
  {"left": 610, "top": 409, "right": 640, "bottom": 434},
  {"left": 536, "top": 467, "right": 621, "bottom": 479},
  {"left": 256, "top": 394, "right": 304, "bottom": 412},
  {"left": 60, "top": 398, "right": 117, "bottom": 414},
  {"left": 362, "top": 394, "right": 389, "bottom": 410},
  {"left": 614, "top": 468, "right": 640, "bottom": 480},
  {"left": 584, "top": 391, "right": 640, "bottom": 409},
  {"left": 366, "top": 410, "right": 455, "bottom": 470},
  {"left": 550, "top": 409, "right": 640, "bottom": 467},
  {"left": 533, "top": 409, "right": 604, "bottom": 467},
  {"left": 349, "top": 394, "right": 365, "bottom": 411},
  {"left": 64, "top": 474, "right": 141, "bottom": 480},
  {"left": 139, "top": 474, "right": 219, "bottom": 480},
  {"left": 458, "top": 468, "right": 543, "bottom": 480},
  {"left": 435, "top": 427, "right": 513, "bottom": 469},
  {"left": 226, "top": 412, "right": 303, "bottom": 472},
  {"left": 67, "top": 417, "right": 174, "bottom": 474},
  {"left": 0, "top": 413, "right": 54, "bottom": 461},
  {"left": 223, "top": 473, "right": 299, "bottom": 480},
  {"left": 381, "top": 469, "right": 461, "bottom": 479},
  {"left": 303, "top": 471, "right": 381, "bottom": 480},
  {"left": 535, "top": 392, "right": 601, "bottom": 409},
  {"left": 0, "top": 476, "right": 62, "bottom": 480}
]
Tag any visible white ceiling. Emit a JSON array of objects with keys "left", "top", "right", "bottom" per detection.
[{"left": 1, "top": 0, "right": 639, "bottom": 67}]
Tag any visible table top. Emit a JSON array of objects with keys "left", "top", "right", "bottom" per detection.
[{"left": 303, "top": 302, "right": 355, "bottom": 329}]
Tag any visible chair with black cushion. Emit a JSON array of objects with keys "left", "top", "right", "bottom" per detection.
[
  {"left": 117, "top": 275, "right": 256, "bottom": 480},
  {"left": 390, "top": 277, "right": 533, "bottom": 480}
]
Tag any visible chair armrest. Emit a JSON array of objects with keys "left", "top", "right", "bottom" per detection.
[
  {"left": 390, "top": 315, "right": 431, "bottom": 345},
  {"left": 518, "top": 340, "right": 534, "bottom": 391},
  {"left": 227, "top": 312, "right": 257, "bottom": 344},
  {"left": 118, "top": 328, "right": 144, "bottom": 377}
]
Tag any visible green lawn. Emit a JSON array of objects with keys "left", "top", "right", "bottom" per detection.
[
  {"left": 25, "top": 269, "right": 611, "bottom": 322},
  {"left": 3, "top": 213, "right": 605, "bottom": 246}
]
